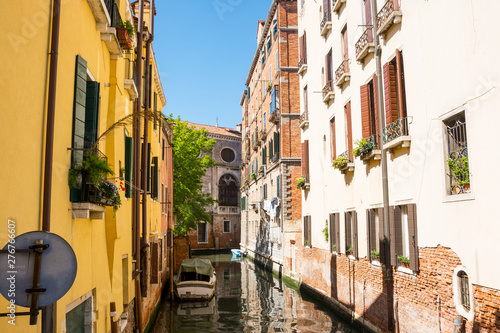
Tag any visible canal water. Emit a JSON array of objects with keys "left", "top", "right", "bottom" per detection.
[{"left": 151, "top": 254, "right": 360, "bottom": 333}]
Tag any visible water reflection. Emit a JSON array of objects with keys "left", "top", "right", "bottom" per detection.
[{"left": 152, "top": 254, "right": 359, "bottom": 333}]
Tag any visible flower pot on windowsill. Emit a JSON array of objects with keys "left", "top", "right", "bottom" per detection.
[{"left": 116, "top": 27, "right": 133, "bottom": 50}]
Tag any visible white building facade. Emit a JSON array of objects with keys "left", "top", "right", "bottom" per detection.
[{"left": 297, "top": 0, "right": 500, "bottom": 332}]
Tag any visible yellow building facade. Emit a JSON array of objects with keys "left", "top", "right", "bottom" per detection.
[{"left": 0, "top": 0, "right": 170, "bottom": 332}]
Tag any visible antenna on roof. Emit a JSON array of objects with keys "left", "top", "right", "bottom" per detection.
[{"left": 216, "top": 117, "right": 219, "bottom": 127}]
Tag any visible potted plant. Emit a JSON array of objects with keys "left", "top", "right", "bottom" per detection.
[
  {"left": 332, "top": 155, "right": 348, "bottom": 169},
  {"left": 371, "top": 250, "right": 380, "bottom": 261},
  {"left": 331, "top": 244, "right": 337, "bottom": 252},
  {"left": 352, "top": 138, "right": 374, "bottom": 158},
  {"left": 99, "top": 180, "right": 122, "bottom": 213},
  {"left": 116, "top": 20, "right": 135, "bottom": 49},
  {"left": 322, "top": 220, "right": 328, "bottom": 242},
  {"left": 304, "top": 240, "right": 309, "bottom": 247},
  {"left": 447, "top": 156, "right": 470, "bottom": 193},
  {"left": 397, "top": 254, "right": 410, "bottom": 268},
  {"left": 68, "top": 152, "right": 114, "bottom": 189},
  {"left": 346, "top": 247, "right": 353, "bottom": 256},
  {"left": 295, "top": 176, "right": 305, "bottom": 189},
  {"left": 250, "top": 172, "right": 257, "bottom": 180}
]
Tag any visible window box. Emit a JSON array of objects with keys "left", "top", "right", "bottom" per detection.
[
  {"left": 355, "top": 29, "right": 375, "bottom": 63},
  {"left": 71, "top": 202, "right": 106, "bottom": 220},
  {"left": 333, "top": 152, "right": 354, "bottom": 174},
  {"left": 332, "top": 0, "right": 346, "bottom": 14},
  {"left": 335, "top": 60, "right": 350, "bottom": 87},
  {"left": 376, "top": 0, "right": 402, "bottom": 39},
  {"left": 322, "top": 81, "right": 335, "bottom": 104}
]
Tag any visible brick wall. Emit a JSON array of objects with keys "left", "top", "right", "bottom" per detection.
[{"left": 294, "top": 245, "right": 500, "bottom": 332}]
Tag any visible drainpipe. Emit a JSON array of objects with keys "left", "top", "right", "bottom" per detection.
[
  {"left": 41, "top": 0, "right": 61, "bottom": 330},
  {"left": 371, "top": 0, "right": 394, "bottom": 331},
  {"left": 134, "top": 0, "right": 144, "bottom": 331}
]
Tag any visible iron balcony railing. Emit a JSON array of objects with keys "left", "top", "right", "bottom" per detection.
[
  {"left": 322, "top": 80, "right": 334, "bottom": 100},
  {"left": 382, "top": 117, "right": 410, "bottom": 145},
  {"left": 298, "top": 56, "right": 307, "bottom": 69},
  {"left": 104, "top": 0, "right": 122, "bottom": 28},
  {"left": 335, "top": 60, "right": 350, "bottom": 84},
  {"left": 355, "top": 28, "right": 373, "bottom": 58},
  {"left": 377, "top": 0, "right": 398, "bottom": 31},
  {"left": 339, "top": 150, "right": 352, "bottom": 163},
  {"left": 320, "top": 12, "right": 332, "bottom": 31},
  {"left": 446, "top": 119, "right": 469, "bottom": 195},
  {"left": 125, "top": 59, "right": 139, "bottom": 88},
  {"left": 366, "top": 133, "right": 380, "bottom": 149}
]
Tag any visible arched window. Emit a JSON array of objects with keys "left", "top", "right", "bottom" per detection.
[
  {"left": 453, "top": 266, "right": 475, "bottom": 321},
  {"left": 219, "top": 174, "right": 238, "bottom": 206}
]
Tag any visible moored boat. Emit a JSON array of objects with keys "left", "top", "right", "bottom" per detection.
[{"left": 174, "top": 258, "right": 216, "bottom": 302}]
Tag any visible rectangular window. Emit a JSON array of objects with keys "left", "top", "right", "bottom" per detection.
[
  {"left": 277, "top": 175, "right": 281, "bottom": 197},
  {"left": 303, "top": 215, "right": 311, "bottom": 247},
  {"left": 299, "top": 31, "right": 307, "bottom": 65},
  {"left": 367, "top": 208, "right": 383, "bottom": 261},
  {"left": 325, "top": 49, "right": 332, "bottom": 84},
  {"left": 389, "top": 204, "right": 419, "bottom": 271},
  {"left": 223, "top": 220, "right": 231, "bottom": 233},
  {"left": 269, "top": 63, "right": 273, "bottom": 82},
  {"left": 275, "top": 51, "right": 279, "bottom": 75},
  {"left": 150, "top": 241, "right": 159, "bottom": 284},
  {"left": 341, "top": 26, "right": 349, "bottom": 72},
  {"left": 344, "top": 211, "right": 358, "bottom": 257},
  {"left": 303, "top": 85, "right": 308, "bottom": 114},
  {"left": 444, "top": 112, "right": 470, "bottom": 195},
  {"left": 263, "top": 184, "right": 267, "bottom": 200},
  {"left": 197, "top": 223, "right": 208, "bottom": 243},
  {"left": 345, "top": 102, "right": 353, "bottom": 160}
]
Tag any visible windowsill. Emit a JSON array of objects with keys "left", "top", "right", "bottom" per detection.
[
  {"left": 396, "top": 266, "right": 415, "bottom": 275},
  {"left": 371, "top": 260, "right": 382, "bottom": 267},
  {"left": 443, "top": 192, "right": 475, "bottom": 203},
  {"left": 332, "top": 251, "right": 339, "bottom": 256},
  {"left": 347, "top": 255, "right": 356, "bottom": 261}
]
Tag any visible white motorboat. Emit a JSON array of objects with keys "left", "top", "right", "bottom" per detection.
[{"left": 174, "top": 258, "right": 216, "bottom": 302}]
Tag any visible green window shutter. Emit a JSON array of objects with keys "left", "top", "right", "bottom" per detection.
[
  {"left": 151, "top": 156, "right": 158, "bottom": 199},
  {"left": 242, "top": 197, "right": 246, "bottom": 210},
  {"left": 125, "top": 137, "right": 133, "bottom": 198},
  {"left": 269, "top": 139, "right": 273, "bottom": 161},
  {"left": 274, "top": 132, "right": 280, "bottom": 155},
  {"left": 277, "top": 175, "right": 281, "bottom": 197},
  {"left": 147, "top": 143, "right": 151, "bottom": 193},
  {"left": 84, "top": 81, "right": 100, "bottom": 148},
  {"left": 70, "top": 55, "right": 88, "bottom": 202}
]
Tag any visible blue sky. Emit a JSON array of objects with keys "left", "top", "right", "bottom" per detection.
[{"left": 154, "top": 1, "right": 272, "bottom": 129}]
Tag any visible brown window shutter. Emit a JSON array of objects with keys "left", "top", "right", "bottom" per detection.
[
  {"left": 366, "top": 210, "right": 372, "bottom": 259},
  {"left": 353, "top": 211, "right": 358, "bottom": 258},
  {"left": 329, "top": 213, "right": 335, "bottom": 252},
  {"left": 301, "top": 140, "right": 309, "bottom": 177},
  {"left": 373, "top": 74, "right": 380, "bottom": 136},
  {"left": 304, "top": 216, "right": 309, "bottom": 246},
  {"left": 335, "top": 213, "right": 340, "bottom": 252},
  {"left": 303, "top": 31, "right": 307, "bottom": 63},
  {"left": 393, "top": 206, "right": 403, "bottom": 266},
  {"left": 150, "top": 242, "right": 159, "bottom": 284},
  {"left": 330, "top": 118, "right": 336, "bottom": 158},
  {"left": 346, "top": 102, "right": 353, "bottom": 161},
  {"left": 407, "top": 204, "right": 419, "bottom": 271},
  {"left": 395, "top": 49, "right": 407, "bottom": 119},
  {"left": 309, "top": 216, "right": 312, "bottom": 247},
  {"left": 360, "top": 84, "right": 371, "bottom": 138},
  {"left": 299, "top": 34, "right": 304, "bottom": 61},
  {"left": 383, "top": 61, "right": 398, "bottom": 126},
  {"left": 389, "top": 205, "right": 396, "bottom": 266},
  {"left": 345, "top": 212, "right": 352, "bottom": 252},
  {"left": 325, "top": 52, "right": 332, "bottom": 83},
  {"left": 378, "top": 208, "right": 386, "bottom": 264}
]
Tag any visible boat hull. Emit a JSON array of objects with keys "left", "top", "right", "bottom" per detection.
[{"left": 175, "top": 278, "right": 215, "bottom": 302}]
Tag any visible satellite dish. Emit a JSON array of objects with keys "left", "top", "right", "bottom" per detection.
[{"left": 0, "top": 231, "right": 77, "bottom": 308}]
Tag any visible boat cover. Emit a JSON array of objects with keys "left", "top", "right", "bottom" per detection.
[{"left": 176, "top": 258, "right": 214, "bottom": 280}]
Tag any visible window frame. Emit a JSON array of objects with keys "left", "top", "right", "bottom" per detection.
[
  {"left": 197, "top": 222, "right": 208, "bottom": 244},
  {"left": 223, "top": 220, "right": 231, "bottom": 233},
  {"left": 453, "top": 266, "right": 475, "bottom": 321}
]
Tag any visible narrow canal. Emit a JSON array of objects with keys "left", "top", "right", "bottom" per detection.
[{"left": 151, "top": 254, "right": 360, "bottom": 333}]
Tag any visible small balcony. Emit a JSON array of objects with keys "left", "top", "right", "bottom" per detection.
[
  {"left": 299, "top": 111, "right": 309, "bottom": 129},
  {"left": 320, "top": 13, "right": 332, "bottom": 37},
  {"left": 270, "top": 152, "right": 280, "bottom": 164},
  {"left": 303, "top": 174, "right": 310, "bottom": 189},
  {"left": 260, "top": 129, "right": 267, "bottom": 141},
  {"left": 298, "top": 57, "right": 308, "bottom": 75},
  {"left": 124, "top": 58, "right": 138, "bottom": 99},
  {"left": 360, "top": 134, "right": 381, "bottom": 162},
  {"left": 322, "top": 80, "right": 335, "bottom": 104},
  {"left": 335, "top": 60, "right": 351, "bottom": 87},
  {"left": 332, "top": 0, "right": 346, "bottom": 14},
  {"left": 355, "top": 29, "right": 375, "bottom": 63},
  {"left": 87, "top": 0, "right": 124, "bottom": 58},
  {"left": 376, "top": 0, "right": 402, "bottom": 38},
  {"left": 382, "top": 117, "right": 411, "bottom": 151},
  {"left": 270, "top": 110, "right": 280, "bottom": 123}
]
